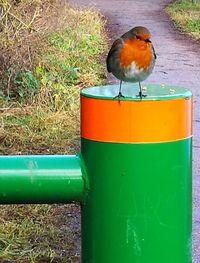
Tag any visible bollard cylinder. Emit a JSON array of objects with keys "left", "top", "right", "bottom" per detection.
[{"left": 80, "top": 84, "right": 192, "bottom": 263}]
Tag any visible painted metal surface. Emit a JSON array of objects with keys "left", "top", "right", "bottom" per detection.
[
  {"left": 0, "top": 83, "right": 192, "bottom": 263},
  {"left": 81, "top": 138, "right": 192, "bottom": 263},
  {"left": 81, "top": 84, "right": 192, "bottom": 100},
  {"left": 0, "top": 155, "right": 85, "bottom": 203},
  {"left": 81, "top": 95, "right": 192, "bottom": 143}
]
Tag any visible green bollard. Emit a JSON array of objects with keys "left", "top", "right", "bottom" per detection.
[
  {"left": 0, "top": 84, "right": 192, "bottom": 263},
  {"left": 80, "top": 84, "right": 192, "bottom": 263}
]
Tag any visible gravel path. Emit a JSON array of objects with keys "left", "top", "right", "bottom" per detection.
[{"left": 69, "top": 0, "right": 200, "bottom": 261}]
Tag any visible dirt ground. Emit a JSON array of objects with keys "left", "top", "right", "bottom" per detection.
[{"left": 68, "top": 0, "right": 200, "bottom": 261}]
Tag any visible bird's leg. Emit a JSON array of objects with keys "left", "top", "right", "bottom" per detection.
[
  {"left": 118, "top": 80, "right": 124, "bottom": 97},
  {"left": 139, "top": 82, "right": 143, "bottom": 99},
  {"left": 113, "top": 80, "right": 125, "bottom": 99},
  {"left": 137, "top": 82, "right": 147, "bottom": 99}
]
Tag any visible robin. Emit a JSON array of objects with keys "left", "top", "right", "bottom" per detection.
[{"left": 106, "top": 26, "right": 156, "bottom": 99}]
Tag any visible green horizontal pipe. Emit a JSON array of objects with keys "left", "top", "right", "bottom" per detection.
[{"left": 0, "top": 155, "right": 85, "bottom": 204}]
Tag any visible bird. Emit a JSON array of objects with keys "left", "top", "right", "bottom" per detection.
[{"left": 106, "top": 26, "right": 156, "bottom": 99}]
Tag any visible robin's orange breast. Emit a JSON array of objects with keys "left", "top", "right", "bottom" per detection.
[{"left": 119, "top": 38, "right": 153, "bottom": 70}]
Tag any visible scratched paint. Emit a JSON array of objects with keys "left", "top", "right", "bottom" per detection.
[{"left": 81, "top": 138, "right": 192, "bottom": 263}]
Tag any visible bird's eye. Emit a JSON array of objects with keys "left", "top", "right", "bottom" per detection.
[{"left": 136, "top": 35, "right": 140, "bottom": 39}]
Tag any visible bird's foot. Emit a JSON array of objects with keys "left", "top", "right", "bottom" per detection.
[
  {"left": 113, "top": 91, "right": 125, "bottom": 100},
  {"left": 136, "top": 91, "right": 147, "bottom": 100}
]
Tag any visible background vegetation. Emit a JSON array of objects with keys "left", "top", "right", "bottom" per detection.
[
  {"left": 0, "top": 0, "right": 108, "bottom": 262},
  {"left": 166, "top": 0, "right": 200, "bottom": 39}
]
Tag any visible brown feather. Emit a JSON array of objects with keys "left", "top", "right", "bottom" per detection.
[{"left": 106, "top": 38, "right": 123, "bottom": 72}]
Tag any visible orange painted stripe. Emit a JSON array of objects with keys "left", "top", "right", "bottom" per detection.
[{"left": 81, "top": 96, "right": 192, "bottom": 143}]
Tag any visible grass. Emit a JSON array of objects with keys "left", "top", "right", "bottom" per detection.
[
  {"left": 0, "top": 1, "right": 108, "bottom": 154},
  {"left": 166, "top": 0, "right": 200, "bottom": 39},
  {"left": 0, "top": 204, "right": 81, "bottom": 262},
  {"left": 0, "top": 0, "right": 108, "bottom": 262}
]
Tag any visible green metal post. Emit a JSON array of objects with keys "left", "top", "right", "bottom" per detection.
[
  {"left": 0, "top": 83, "right": 192, "bottom": 263},
  {"left": 80, "top": 84, "right": 192, "bottom": 263}
]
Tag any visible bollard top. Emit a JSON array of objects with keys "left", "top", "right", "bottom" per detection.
[
  {"left": 81, "top": 83, "right": 192, "bottom": 100},
  {"left": 81, "top": 84, "right": 193, "bottom": 143}
]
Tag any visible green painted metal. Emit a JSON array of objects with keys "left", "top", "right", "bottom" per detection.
[
  {"left": 81, "top": 138, "right": 192, "bottom": 263},
  {"left": 0, "top": 155, "right": 85, "bottom": 204},
  {"left": 81, "top": 84, "right": 192, "bottom": 100}
]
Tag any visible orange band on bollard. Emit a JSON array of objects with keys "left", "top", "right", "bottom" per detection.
[{"left": 81, "top": 96, "right": 192, "bottom": 143}]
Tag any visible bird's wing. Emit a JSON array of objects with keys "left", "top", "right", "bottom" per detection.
[
  {"left": 152, "top": 45, "right": 157, "bottom": 60},
  {"left": 106, "top": 38, "right": 124, "bottom": 72}
]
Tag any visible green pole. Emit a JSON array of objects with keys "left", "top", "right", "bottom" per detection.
[
  {"left": 0, "top": 83, "right": 192, "bottom": 263},
  {"left": 80, "top": 84, "right": 192, "bottom": 263},
  {"left": 81, "top": 139, "right": 192, "bottom": 263},
  {"left": 0, "top": 155, "right": 85, "bottom": 203}
]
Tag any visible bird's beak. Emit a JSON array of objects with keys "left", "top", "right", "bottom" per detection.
[{"left": 145, "top": 39, "right": 152, "bottom": 43}]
